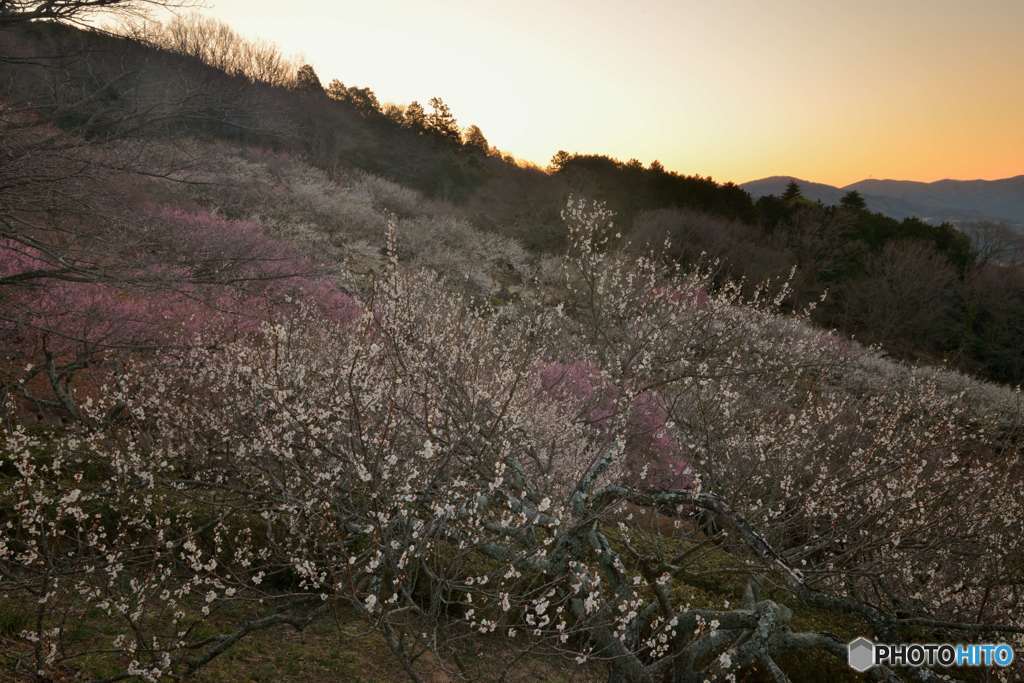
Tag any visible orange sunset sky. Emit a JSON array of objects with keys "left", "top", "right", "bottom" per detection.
[{"left": 190, "top": 0, "right": 1023, "bottom": 187}]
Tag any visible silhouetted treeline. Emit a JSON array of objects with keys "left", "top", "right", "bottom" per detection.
[
  {"left": 547, "top": 152, "right": 758, "bottom": 225},
  {"left": 3, "top": 20, "right": 1022, "bottom": 384}
]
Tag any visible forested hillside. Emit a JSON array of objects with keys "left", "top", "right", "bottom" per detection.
[
  {"left": 5, "top": 16, "right": 1024, "bottom": 384},
  {"left": 2, "top": 7, "right": 1024, "bottom": 682}
]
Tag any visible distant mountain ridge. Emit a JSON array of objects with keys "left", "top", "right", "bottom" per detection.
[{"left": 741, "top": 175, "right": 1024, "bottom": 229}]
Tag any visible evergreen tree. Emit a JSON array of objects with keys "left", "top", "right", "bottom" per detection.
[
  {"left": 382, "top": 103, "right": 405, "bottom": 125},
  {"left": 403, "top": 100, "right": 426, "bottom": 129},
  {"left": 548, "top": 150, "right": 572, "bottom": 172},
  {"left": 295, "top": 64, "right": 323, "bottom": 92},
  {"left": 782, "top": 180, "right": 802, "bottom": 201},
  {"left": 325, "top": 79, "right": 347, "bottom": 101},
  {"left": 840, "top": 190, "right": 867, "bottom": 210},
  {"left": 463, "top": 124, "right": 489, "bottom": 153},
  {"left": 346, "top": 86, "right": 380, "bottom": 115},
  {"left": 426, "top": 97, "right": 460, "bottom": 142}
]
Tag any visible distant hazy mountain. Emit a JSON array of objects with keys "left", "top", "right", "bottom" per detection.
[{"left": 741, "top": 175, "right": 1024, "bottom": 229}]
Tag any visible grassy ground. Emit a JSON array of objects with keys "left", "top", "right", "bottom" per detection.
[
  {"left": 0, "top": 550, "right": 1001, "bottom": 682},
  {"left": 0, "top": 597, "right": 602, "bottom": 682}
]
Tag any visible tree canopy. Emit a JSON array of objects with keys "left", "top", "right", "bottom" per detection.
[
  {"left": 781, "top": 179, "right": 802, "bottom": 201},
  {"left": 294, "top": 63, "right": 323, "bottom": 92},
  {"left": 840, "top": 189, "right": 867, "bottom": 210}
]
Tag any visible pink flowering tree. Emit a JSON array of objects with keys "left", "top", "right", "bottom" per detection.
[
  {"left": 1, "top": 46, "right": 325, "bottom": 419},
  {"left": 1, "top": 206, "right": 357, "bottom": 421},
  {"left": 1, "top": 200, "right": 1023, "bottom": 681},
  {"left": 538, "top": 360, "right": 693, "bottom": 491}
]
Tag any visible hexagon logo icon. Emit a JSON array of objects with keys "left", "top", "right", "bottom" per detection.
[{"left": 848, "top": 637, "right": 876, "bottom": 672}]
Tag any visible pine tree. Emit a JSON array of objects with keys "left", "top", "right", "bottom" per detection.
[
  {"left": 346, "top": 86, "right": 380, "bottom": 115},
  {"left": 295, "top": 64, "right": 323, "bottom": 93},
  {"left": 325, "top": 79, "right": 347, "bottom": 101},
  {"left": 463, "top": 124, "right": 489, "bottom": 153},
  {"left": 382, "top": 103, "right": 405, "bottom": 125},
  {"left": 426, "top": 97, "right": 460, "bottom": 142},
  {"left": 548, "top": 150, "right": 572, "bottom": 172},
  {"left": 840, "top": 190, "right": 866, "bottom": 210},
  {"left": 782, "top": 180, "right": 802, "bottom": 201},
  {"left": 404, "top": 101, "right": 426, "bottom": 129}
]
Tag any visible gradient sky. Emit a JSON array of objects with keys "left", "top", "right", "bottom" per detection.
[{"left": 192, "top": 0, "right": 1024, "bottom": 186}]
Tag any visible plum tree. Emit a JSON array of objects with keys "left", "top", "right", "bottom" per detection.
[{"left": 3, "top": 202, "right": 1021, "bottom": 681}]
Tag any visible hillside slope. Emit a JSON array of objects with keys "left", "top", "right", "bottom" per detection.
[
  {"left": 3, "top": 15, "right": 1024, "bottom": 679},
  {"left": 6, "top": 20, "right": 1024, "bottom": 386},
  {"left": 3, "top": 136, "right": 1023, "bottom": 679}
]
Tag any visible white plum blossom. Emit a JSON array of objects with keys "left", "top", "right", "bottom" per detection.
[{"left": 1, "top": 200, "right": 1021, "bottom": 681}]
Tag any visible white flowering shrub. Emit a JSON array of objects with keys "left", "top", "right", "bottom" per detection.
[
  {"left": 166, "top": 141, "right": 532, "bottom": 297},
  {"left": 400, "top": 214, "right": 530, "bottom": 294},
  {"left": 2, "top": 200, "right": 1022, "bottom": 681},
  {"left": 348, "top": 171, "right": 429, "bottom": 218}
]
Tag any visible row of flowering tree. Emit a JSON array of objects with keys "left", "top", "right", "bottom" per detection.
[{"left": 2, "top": 200, "right": 1023, "bottom": 681}]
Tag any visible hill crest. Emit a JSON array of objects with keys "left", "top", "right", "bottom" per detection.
[{"left": 742, "top": 174, "right": 1024, "bottom": 228}]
